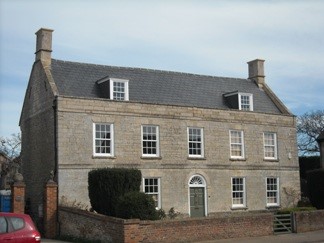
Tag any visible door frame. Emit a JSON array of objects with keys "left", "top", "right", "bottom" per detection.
[{"left": 188, "top": 174, "right": 207, "bottom": 217}]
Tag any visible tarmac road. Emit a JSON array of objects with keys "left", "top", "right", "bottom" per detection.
[
  {"left": 42, "top": 230, "right": 324, "bottom": 243},
  {"left": 199, "top": 230, "right": 324, "bottom": 243}
]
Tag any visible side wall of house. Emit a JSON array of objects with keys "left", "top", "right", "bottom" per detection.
[
  {"left": 20, "top": 61, "right": 56, "bottom": 227},
  {"left": 57, "top": 97, "right": 299, "bottom": 214}
]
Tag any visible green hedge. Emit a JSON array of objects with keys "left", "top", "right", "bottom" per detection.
[
  {"left": 116, "top": 191, "right": 158, "bottom": 220},
  {"left": 306, "top": 169, "right": 324, "bottom": 209},
  {"left": 88, "top": 168, "right": 141, "bottom": 216}
]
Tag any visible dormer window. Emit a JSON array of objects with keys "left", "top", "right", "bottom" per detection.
[
  {"left": 110, "top": 78, "right": 129, "bottom": 101},
  {"left": 224, "top": 92, "right": 253, "bottom": 111},
  {"left": 96, "top": 77, "right": 129, "bottom": 101},
  {"left": 239, "top": 93, "right": 253, "bottom": 111}
]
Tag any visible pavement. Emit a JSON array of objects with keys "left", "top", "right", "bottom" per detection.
[
  {"left": 199, "top": 230, "right": 324, "bottom": 243},
  {"left": 42, "top": 230, "right": 324, "bottom": 243},
  {"left": 42, "top": 239, "right": 72, "bottom": 243}
]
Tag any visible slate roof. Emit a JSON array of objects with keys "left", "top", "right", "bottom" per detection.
[{"left": 51, "top": 59, "right": 282, "bottom": 114}]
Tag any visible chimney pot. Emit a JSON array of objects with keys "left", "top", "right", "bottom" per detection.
[
  {"left": 35, "top": 28, "right": 54, "bottom": 64},
  {"left": 247, "top": 59, "right": 265, "bottom": 88}
]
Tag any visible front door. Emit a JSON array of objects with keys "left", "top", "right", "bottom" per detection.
[{"left": 190, "top": 187, "right": 205, "bottom": 217}]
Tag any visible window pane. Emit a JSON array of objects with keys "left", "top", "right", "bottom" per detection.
[
  {"left": 144, "top": 178, "right": 160, "bottom": 209},
  {"left": 0, "top": 217, "right": 7, "bottom": 233},
  {"left": 266, "top": 177, "right": 278, "bottom": 205},
  {"left": 9, "top": 217, "right": 24, "bottom": 231},
  {"left": 142, "top": 125, "right": 158, "bottom": 156},
  {"left": 264, "top": 133, "right": 277, "bottom": 159},
  {"left": 232, "top": 177, "right": 245, "bottom": 206},
  {"left": 94, "top": 124, "right": 113, "bottom": 155},
  {"left": 230, "top": 131, "right": 244, "bottom": 158},
  {"left": 241, "top": 95, "right": 250, "bottom": 110},
  {"left": 188, "top": 128, "right": 203, "bottom": 156},
  {"left": 113, "top": 81, "right": 126, "bottom": 100}
]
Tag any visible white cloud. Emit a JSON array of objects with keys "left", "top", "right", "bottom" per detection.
[{"left": 0, "top": 0, "right": 324, "bottom": 136}]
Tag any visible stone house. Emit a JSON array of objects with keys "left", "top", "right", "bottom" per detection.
[{"left": 20, "top": 28, "right": 300, "bottom": 220}]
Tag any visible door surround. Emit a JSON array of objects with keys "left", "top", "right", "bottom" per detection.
[{"left": 188, "top": 174, "right": 207, "bottom": 217}]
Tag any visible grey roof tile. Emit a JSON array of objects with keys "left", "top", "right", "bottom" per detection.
[{"left": 51, "top": 59, "right": 282, "bottom": 114}]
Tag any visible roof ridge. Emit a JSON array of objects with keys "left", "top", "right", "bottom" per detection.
[{"left": 51, "top": 58, "right": 247, "bottom": 81}]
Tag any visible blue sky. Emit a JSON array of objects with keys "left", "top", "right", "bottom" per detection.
[{"left": 0, "top": 0, "right": 323, "bottom": 138}]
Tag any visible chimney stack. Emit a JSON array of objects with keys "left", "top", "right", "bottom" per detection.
[
  {"left": 247, "top": 59, "right": 265, "bottom": 88},
  {"left": 35, "top": 28, "right": 54, "bottom": 65}
]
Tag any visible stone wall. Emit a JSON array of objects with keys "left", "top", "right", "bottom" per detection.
[
  {"left": 59, "top": 207, "right": 125, "bottom": 242},
  {"left": 20, "top": 61, "right": 56, "bottom": 228},
  {"left": 294, "top": 210, "right": 324, "bottom": 232},
  {"left": 58, "top": 207, "right": 273, "bottom": 242},
  {"left": 56, "top": 96, "right": 300, "bottom": 214}
]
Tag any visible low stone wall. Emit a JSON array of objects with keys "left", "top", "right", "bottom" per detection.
[
  {"left": 294, "top": 210, "right": 324, "bottom": 233},
  {"left": 59, "top": 207, "right": 126, "bottom": 242},
  {"left": 58, "top": 207, "right": 273, "bottom": 242}
]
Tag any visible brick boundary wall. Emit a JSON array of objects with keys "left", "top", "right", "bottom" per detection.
[
  {"left": 44, "top": 181, "right": 58, "bottom": 239},
  {"left": 11, "top": 181, "right": 25, "bottom": 214},
  {"left": 293, "top": 210, "right": 324, "bottom": 233},
  {"left": 58, "top": 207, "right": 273, "bottom": 242}
]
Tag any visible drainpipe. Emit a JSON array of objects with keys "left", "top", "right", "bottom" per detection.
[
  {"left": 52, "top": 95, "right": 59, "bottom": 235},
  {"left": 52, "top": 96, "right": 58, "bottom": 180}
]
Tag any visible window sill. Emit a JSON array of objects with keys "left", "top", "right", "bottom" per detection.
[
  {"left": 187, "top": 157, "right": 206, "bottom": 160},
  {"left": 92, "top": 155, "right": 116, "bottom": 159},
  {"left": 230, "top": 158, "right": 246, "bottom": 161},
  {"left": 264, "top": 159, "right": 279, "bottom": 162},
  {"left": 231, "top": 206, "right": 248, "bottom": 211},
  {"left": 141, "top": 156, "right": 162, "bottom": 160},
  {"left": 266, "top": 205, "right": 281, "bottom": 210}
]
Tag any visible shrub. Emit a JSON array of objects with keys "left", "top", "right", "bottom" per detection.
[
  {"left": 306, "top": 168, "right": 324, "bottom": 209},
  {"left": 88, "top": 168, "right": 141, "bottom": 216},
  {"left": 168, "top": 207, "right": 180, "bottom": 219},
  {"left": 156, "top": 208, "right": 166, "bottom": 220},
  {"left": 115, "top": 191, "right": 158, "bottom": 220}
]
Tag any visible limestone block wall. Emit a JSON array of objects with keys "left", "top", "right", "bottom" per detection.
[
  {"left": 56, "top": 96, "right": 300, "bottom": 213},
  {"left": 20, "top": 61, "right": 56, "bottom": 223}
]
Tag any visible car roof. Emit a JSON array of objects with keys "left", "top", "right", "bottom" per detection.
[{"left": 0, "top": 212, "right": 31, "bottom": 218}]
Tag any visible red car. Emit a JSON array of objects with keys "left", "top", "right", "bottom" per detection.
[{"left": 0, "top": 212, "right": 41, "bottom": 242}]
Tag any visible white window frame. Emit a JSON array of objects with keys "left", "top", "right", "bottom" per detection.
[
  {"left": 187, "top": 127, "right": 204, "bottom": 158},
  {"left": 231, "top": 177, "right": 246, "bottom": 208},
  {"left": 239, "top": 93, "right": 253, "bottom": 111},
  {"left": 143, "top": 178, "right": 161, "bottom": 209},
  {"left": 141, "top": 125, "right": 160, "bottom": 157},
  {"left": 263, "top": 132, "right": 278, "bottom": 160},
  {"left": 229, "top": 130, "right": 245, "bottom": 159},
  {"left": 266, "top": 177, "right": 280, "bottom": 207},
  {"left": 109, "top": 78, "right": 129, "bottom": 101},
  {"left": 93, "top": 123, "right": 114, "bottom": 157}
]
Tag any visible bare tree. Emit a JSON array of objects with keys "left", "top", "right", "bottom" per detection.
[
  {"left": 297, "top": 110, "right": 324, "bottom": 156},
  {"left": 0, "top": 133, "right": 21, "bottom": 160},
  {"left": 0, "top": 133, "right": 21, "bottom": 189}
]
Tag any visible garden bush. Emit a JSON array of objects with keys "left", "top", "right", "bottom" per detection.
[
  {"left": 88, "top": 168, "right": 141, "bottom": 216},
  {"left": 115, "top": 191, "right": 158, "bottom": 220}
]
